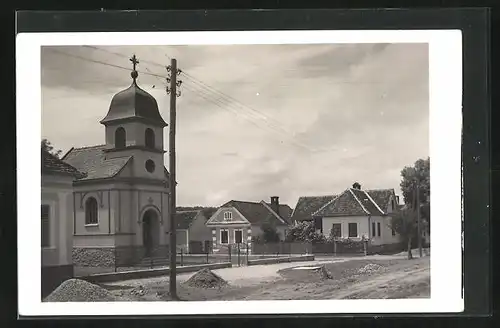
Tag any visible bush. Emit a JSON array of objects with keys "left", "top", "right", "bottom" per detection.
[{"left": 285, "top": 221, "right": 326, "bottom": 243}]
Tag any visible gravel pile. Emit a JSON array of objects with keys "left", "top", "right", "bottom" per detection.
[
  {"left": 313, "top": 265, "right": 333, "bottom": 280},
  {"left": 358, "top": 263, "right": 384, "bottom": 275},
  {"left": 44, "top": 279, "right": 115, "bottom": 302},
  {"left": 183, "top": 268, "right": 228, "bottom": 289}
]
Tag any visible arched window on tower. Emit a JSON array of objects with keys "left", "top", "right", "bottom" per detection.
[
  {"left": 115, "top": 127, "right": 126, "bottom": 148},
  {"left": 85, "top": 197, "right": 98, "bottom": 225},
  {"left": 145, "top": 128, "right": 155, "bottom": 149}
]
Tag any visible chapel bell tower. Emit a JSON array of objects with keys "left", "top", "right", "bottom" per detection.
[{"left": 99, "top": 55, "right": 168, "bottom": 181}]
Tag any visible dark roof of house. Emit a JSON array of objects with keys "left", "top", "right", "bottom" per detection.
[
  {"left": 42, "top": 149, "right": 85, "bottom": 178},
  {"left": 221, "top": 200, "right": 291, "bottom": 226},
  {"left": 291, "top": 195, "right": 336, "bottom": 222},
  {"left": 365, "top": 189, "right": 394, "bottom": 213},
  {"left": 176, "top": 211, "right": 200, "bottom": 229},
  {"left": 314, "top": 188, "right": 395, "bottom": 217},
  {"left": 100, "top": 79, "right": 167, "bottom": 127},
  {"left": 264, "top": 203, "right": 294, "bottom": 224},
  {"left": 351, "top": 188, "right": 385, "bottom": 216},
  {"left": 62, "top": 145, "right": 131, "bottom": 181}
]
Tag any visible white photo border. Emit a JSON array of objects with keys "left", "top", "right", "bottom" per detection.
[{"left": 17, "top": 29, "right": 463, "bottom": 316}]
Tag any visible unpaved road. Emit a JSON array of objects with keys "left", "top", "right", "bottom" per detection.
[{"left": 101, "top": 254, "right": 430, "bottom": 301}]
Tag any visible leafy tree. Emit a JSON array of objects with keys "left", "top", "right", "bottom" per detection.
[
  {"left": 41, "top": 138, "right": 62, "bottom": 158},
  {"left": 400, "top": 157, "right": 430, "bottom": 231},
  {"left": 389, "top": 205, "right": 427, "bottom": 260},
  {"left": 285, "top": 221, "right": 326, "bottom": 243}
]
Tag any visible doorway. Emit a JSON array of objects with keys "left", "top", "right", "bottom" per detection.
[{"left": 142, "top": 209, "right": 159, "bottom": 256}]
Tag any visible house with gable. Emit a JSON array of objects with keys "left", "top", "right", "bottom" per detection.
[
  {"left": 41, "top": 148, "right": 85, "bottom": 298},
  {"left": 175, "top": 209, "right": 213, "bottom": 254},
  {"left": 311, "top": 183, "right": 401, "bottom": 246},
  {"left": 290, "top": 195, "right": 337, "bottom": 231},
  {"left": 206, "top": 196, "right": 293, "bottom": 252},
  {"left": 61, "top": 57, "right": 172, "bottom": 268}
]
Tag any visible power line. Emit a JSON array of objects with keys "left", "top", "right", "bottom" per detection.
[
  {"left": 181, "top": 83, "right": 313, "bottom": 151},
  {"left": 48, "top": 48, "right": 167, "bottom": 80},
  {"left": 85, "top": 46, "right": 311, "bottom": 149},
  {"left": 86, "top": 46, "right": 292, "bottom": 135},
  {"left": 48, "top": 47, "right": 318, "bottom": 152}
]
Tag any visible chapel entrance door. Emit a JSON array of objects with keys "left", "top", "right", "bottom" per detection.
[{"left": 142, "top": 209, "right": 159, "bottom": 257}]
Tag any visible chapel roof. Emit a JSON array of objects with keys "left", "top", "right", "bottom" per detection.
[
  {"left": 99, "top": 56, "right": 167, "bottom": 127},
  {"left": 62, "top": 145, "right": 131, "bottom": 181}
]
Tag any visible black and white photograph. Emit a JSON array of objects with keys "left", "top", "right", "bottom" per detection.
[{"left": 17, "top": 29, "right": 463, "bottom": 315}]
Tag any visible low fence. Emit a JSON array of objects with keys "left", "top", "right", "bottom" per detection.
[{"left": 250, "top": 240, "right": 406, "bottom": 256}]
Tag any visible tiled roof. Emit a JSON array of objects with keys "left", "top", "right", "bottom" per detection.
[
  {"left": 315, "top": 189, "right": 367, "bottom": 217},
  {"left": 351, "top": 188, "right": 385, "bottom": 215},
  {"left": 42, "top": 149, "right": 85, "bottom": 178},
  {"left": 176, "top": 210, "right": 200, "bottom": 229},
  {"left": 62, "top": 145, "right": 131, "bottom": 181},
  {"left": 314, "top": 188, "right": 395, "bottom": 217},
  {"left": 290, "top": 195, "right": 335, "bottom": 222},
  {"left": 366, "top": 189, "right": 394, "bottom": 213},
  {"left": 221, "top": 200, "right": 291, "bottom": 226}
]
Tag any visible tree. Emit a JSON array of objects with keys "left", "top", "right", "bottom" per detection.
[
  {"left": 41, "top": 139, "right": 62, "bottom": 158},
  {"left": 261, "top": 221, "right": 281, "bottom": 243},
  {"left": 400, "top": 157, "right": 430, "bottom": 231},
  {"left": 285, "top": 221, "right": 326, "bottom": 243},
  {"left": 390, "top": 206, "right": 417, "bottom": 260}
]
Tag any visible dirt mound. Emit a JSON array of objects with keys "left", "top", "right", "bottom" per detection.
[
  {"left": 44, "top": 279, "right": 115, "bottom": 302},
  {"left": 358, "top": 263, "right": 384, "bottom": 275},
  {"left": 313, "top": 265, "right": 333, "bottom": 279},
  {"left": 184, "top": 268, "right": 228, "bottom": 289}
]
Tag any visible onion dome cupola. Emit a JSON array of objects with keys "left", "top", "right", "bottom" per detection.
[{"left": 100, "top": 55, "right": 167, "bottom": 128}]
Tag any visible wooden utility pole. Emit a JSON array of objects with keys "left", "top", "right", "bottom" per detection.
[
  {"left": 416, "top": 182, "right": 423, "bottom": 258},
  {"left": 167, "top": 58, "right": 181, "bottom": 299}
]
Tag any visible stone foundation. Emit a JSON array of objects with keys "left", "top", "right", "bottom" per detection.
[
  {"left": 41, "top": 264, "right": 74, "bottom": 299},
  {"left": 73, "top": 247, "right": 116, "bottom": 267}
]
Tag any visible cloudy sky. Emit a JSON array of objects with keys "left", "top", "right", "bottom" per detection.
[{"left": 41, "top": 43, "right": 429, "bottom": 208}]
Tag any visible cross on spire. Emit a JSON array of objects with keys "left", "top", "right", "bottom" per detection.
[
  {"left": 130, "top": 54, "right": 139, "bottom": 71},
  {"left": 130, "top": 54, "right": 139, "bottom": 82}
]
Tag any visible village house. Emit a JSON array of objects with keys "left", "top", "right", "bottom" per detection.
[
  {"left": 61, "top": 59, "right": 172, "bottom": 268},
  {"left": 175, "top": 209, "right": 213, "bottom": 254},
  {"left": 292, "top": 183, "right": 402, "bottom": 246},
  {"left": 206, "top": 197, "right": 293, "bottom": 252},
  {"left": 41, "top": 149, "right": 85, "bottom": 297}
]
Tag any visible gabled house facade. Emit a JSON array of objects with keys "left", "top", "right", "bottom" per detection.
[
  {"left": 311, "top": 184, "right": 400, "bottom": 246},
  {"left": 206, "top": 197, "right": 292, "bottom": 253},
  {"left": 175, "top": 210, "right": 213, "bottom": 254},
  {"left": 41, "top": 149, "right": 85, "bottom": 298}
]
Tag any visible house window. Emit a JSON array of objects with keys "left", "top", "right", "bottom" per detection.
[
  {"left": 145, "top": 128, "right": 155, "bottom": 149},
  {"left": 331, "top": 223, "right": 342, "bottom": 238},
  {"left": 223, "top": 211, "right": 232, "bottom": 221},
  {"left": 391, "top": 199, "right": 396, "bottom": 210},
  {"left": 41, "top": 205, "right": 50, "bottom": 247},
  {"left": 372, "top": 222, "right": 376, "bottom": 237},
  {"left": 348, "top": 223, "right": 358, "bottom": 238},
  {"left": 115, "top": 127, "right": 126, "bottom": 148},
  {"left": 392, "top": 228, "right": 396, "bottom": 236},
  {"left": 220, "top": 229, "right": 229, "bottom": 244},
  {"left": 85, "top": 197, "right": 99, "bottom": 225},
  {"left": 234, "top": 230, "right": 243, "bottom": 244},
  {"left": 377, "top": 222, "right": 381, "bottom": 237}
]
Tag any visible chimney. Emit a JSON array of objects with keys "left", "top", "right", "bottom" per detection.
[
  {"left": 270, "top": 196, "right": 280, "bottom": 216},
  {"left": 352, "top": 182, "right": 361, "bottom": 190}
]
